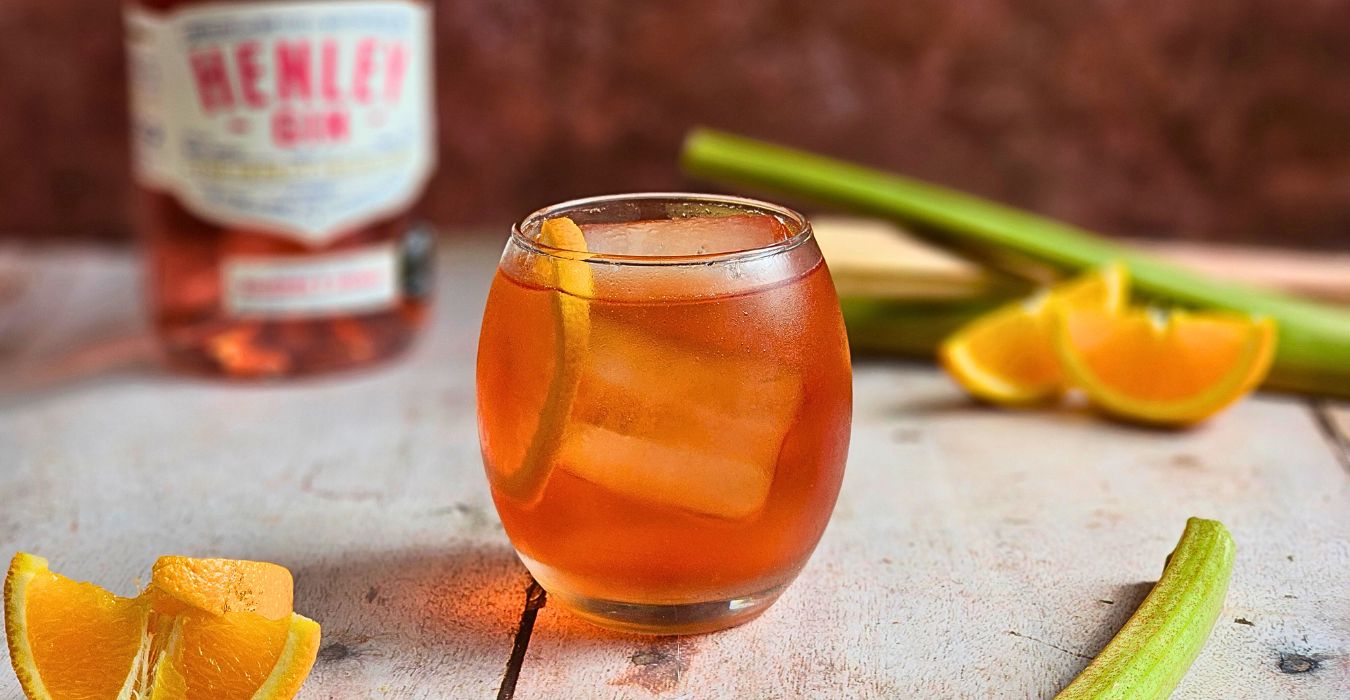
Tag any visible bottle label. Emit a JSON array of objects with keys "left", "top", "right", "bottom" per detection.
[
  {"left": 125, "top": 1, "right": 435, "bottom": 245},
  {"left": 223, "top": 244, "right": 400, "bottom": 317}
]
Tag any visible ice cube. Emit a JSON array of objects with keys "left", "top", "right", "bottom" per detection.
[
  {"left": 582, "top": 215, "right": 789, "bottom": 257},
  {"left": 555, "top": 320, "right": 803, "bottom": 520}
]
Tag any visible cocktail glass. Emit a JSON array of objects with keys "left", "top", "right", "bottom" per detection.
[{"left": 477, "top": 193, "right": 852, "bottom": 634}]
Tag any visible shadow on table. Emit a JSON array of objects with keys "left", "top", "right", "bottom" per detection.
[
  {"left": 879, "top": 391, "right": 1117, "bottom": 429},
  {"left": 1070, "top": 579, "right": 1157, "bottom": 658},
  {"left": 288, "top": 542, "right": 534, "bottom": 684},
  {"left": 0, "top": 327, "right": 418, "bottom": 408},
  {"left": 880, "top": 393, "right": 985, "bottom": 418},
  {"left": 0, "top": 332, "right": 164, "bottom": 405}
]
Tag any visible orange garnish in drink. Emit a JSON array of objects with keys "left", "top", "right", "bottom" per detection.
[
  {"left": 1056, "top": 308, "right": 1276, "bottom": 426},
  {"left": 497, "top": 216, "right": 596, "bottom": 504},
  {"left": 940, "top": 265, "right": 1127, "bottom": 404},
  {"left": 4, "top": 553, "right": 319, "bottom": 700}
]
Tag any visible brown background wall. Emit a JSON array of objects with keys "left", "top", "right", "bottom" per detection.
[{"left": 2, "top": 0, "right": 1349, "bottom": 249}]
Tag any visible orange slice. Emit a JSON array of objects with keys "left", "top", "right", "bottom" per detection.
[
  {"left": 5, "top": 553, "right": 148, "bottom": 700},
  {"left": 498, "top": 216, "right": 595, "bottom": 503},
  {"left": 1055, "top": 308, "right": 1277, "bottom": 426},
  {"left": 4, "top": 553, "right": 320, "bottom": 700},
  {"left": 940, "top": 264, "right": 1127, "bottom": 404},
  {"left": 149, "top": 556, "right": 292, "bottom": 619}
]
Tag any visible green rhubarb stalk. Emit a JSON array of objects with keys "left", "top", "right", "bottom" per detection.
[
  {"left": 840, "top": 297, "right": 1000, "bottom": 357},
  {"left": 1055, "top": 518, "right": 1235, "bottom": 700},
  {"left": 681, "top": 129, "right": 1350, "bottom": 398}
]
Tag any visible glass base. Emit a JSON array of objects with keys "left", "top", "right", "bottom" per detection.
[
  {"left": 518, "top": 552, "right": 788, "bottom": 635},
  {"left": 548, "top": 584, "right": 787, "bottom": 635}
]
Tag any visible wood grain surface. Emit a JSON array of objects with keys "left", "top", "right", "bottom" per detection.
[{"left": 1, "top": 240, "right": 1347, "bottom": 699}]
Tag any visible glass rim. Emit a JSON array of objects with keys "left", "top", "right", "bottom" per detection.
[{"left": 510, "top": 192, "right": 814, "bottom": 266}]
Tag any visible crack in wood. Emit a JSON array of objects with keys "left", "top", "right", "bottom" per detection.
[
  {"left": 299, "top": 462, "right": 385, "bottom": 503},
  {"left": 1309, "top": 400, "right": 1350, "bottom": 472},
  {"left": 1005, "top": 630, "right": 1093, "bottom": 660},
  {"left": 496, "top": 580, "right": 547, "bottom": 700}
]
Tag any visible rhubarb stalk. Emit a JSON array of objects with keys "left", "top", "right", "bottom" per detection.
[
  {"left": 681, "top": 129, "right": 1350, "bottom": 398},
  {"left": 1055, "top": 518, "right": 1235, "bottom": 700}
]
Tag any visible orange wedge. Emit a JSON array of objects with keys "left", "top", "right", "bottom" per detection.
[
  {"left": 498, "top": 216, "right": 595, "bottom": 503},
  {"left": 940, "top": 264, "right": 1127, "bottom": 404},
  {"left": 148, "top": 611, "right": 321, "bottom": 700},
  {"left": 5, "top": 553, "right": 320, "bottom": 700},
  {"left": 5, "top": 553, "right": 148, "bottom": 700},
  {"left": 1055, "top": 308, "right": 1277, "bottom": 426}
]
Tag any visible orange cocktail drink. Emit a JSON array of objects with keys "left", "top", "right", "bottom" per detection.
[{"left": 477, "top": 194, "right": 851, "bottom": 634}]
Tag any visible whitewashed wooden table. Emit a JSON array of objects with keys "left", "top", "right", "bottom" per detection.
[{"left": 1, "top": 239, "right": 1347, "bottom": 699}]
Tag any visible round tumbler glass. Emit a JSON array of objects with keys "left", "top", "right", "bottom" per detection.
[{"left": 477, "top": 193, "right": 852, "bottom": 634}]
